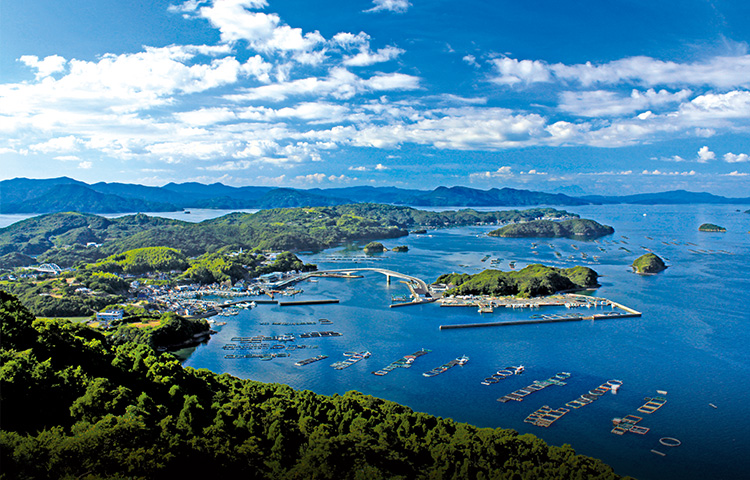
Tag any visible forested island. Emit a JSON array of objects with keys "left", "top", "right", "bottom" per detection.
[
  {"left": 632, "top": 253, "right": 668, "bottom": 274},
  {"left": 0, "top": 291, "right": 627, "bottom": 479},
  {"left": 698, "top": 223, "right": 726, "bottom": 232},
  {"left": 488, "top": 219, "right": 614, "bottom": 239},
  {"left": 435, "top": 265, "right": 599, "bottom": 297},
  {"left": 0, "top": 205, "right": 574, "bottom": 266},
  {"left": 391, "top": 245, "right": 409, "bottom": 252}
]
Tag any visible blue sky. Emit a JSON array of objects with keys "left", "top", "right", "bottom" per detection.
[{"left": 1, "top": 0, "right": 749, "bottom": 195}]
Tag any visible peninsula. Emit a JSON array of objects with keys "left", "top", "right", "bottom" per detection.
[
  {"left": 0, "top": 290, "right": 626, "bottom": 479},
  {"left": 632, "top": 253, "right": 668, "bottom": 274},
  {"left": 488, "top": 219, "right": 614, "bottom": 239}
]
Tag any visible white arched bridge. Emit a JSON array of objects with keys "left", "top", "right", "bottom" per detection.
[
  {"left": 318, "top": 267, "right": 430, "bottom": 295},
  {"left": 274, "top": 267, "right": 431, "bottom": 298}
]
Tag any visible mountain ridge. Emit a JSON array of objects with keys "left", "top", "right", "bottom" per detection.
[{"left": 2, "top": 177, "right": 749, "bottom": 214}]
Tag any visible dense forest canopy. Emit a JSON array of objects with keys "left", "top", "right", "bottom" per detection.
[
  {"left": 489, "top": 219, "right": 614, "bottom": 239},
  {"left": 0, "top": 206, "right": 575, "bottom": 265},
  {"left": 436, "top": 265, "right": 600, "bottom": 297},
  {"left": 631, "top": 253, "right": 667, "bottom": 274},
  {"left": 0, "top": 291, "right": 628, "bottom": 479}
]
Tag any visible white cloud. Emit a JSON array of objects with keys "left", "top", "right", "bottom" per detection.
[
  {"left": 697, "top": 146, "right": 715, "bottom": 163},
  {"left": 375, "top": 163, "right": 388, "bottom": 170},
  {"left": 54, "top": 155, "right": 81, "bottom": 162},
  {"left": 470, "top": 166, "right": 514, "bottom": 180},
  {"left": 463, "top": 55, "right": 479, "bottom": 68},
  {"left": 642, "top": 169, "right": 696, "bottom": 176},
  {"left": 723, "top": 152, "right": 750, "bottom": 163},
  {"left": 4, "top": 45, "right": 272, "bottom": 120},
  {"left": 348, "top": 165, "right": 368, "bottom": 171},
  {"left": 490, "top": 54, "right": 750, "bottom": 89},
  {"left": 226, "top": 68, "right": 420, "bottom": 101},
  {"left": 19, "top": 55, "right": 67, "bottom": 79},
  {"left": 78, "top": 161, "right": 93, "bottom": 169},
  {"left": 725, "top": 171, "right": 748, "bottom": 176},
  {"left": 29, "top": 136, "right": 82, "bottom": 153},
  {"left": 295, "top": 172, "right": 327, "bottom": 183},
  {"left": 490, "top": 58, "right": 551, "bottom": 85},
  {"left": 365, "top": 0, "right": 411, "bottom": 14},
  {"left": 677, "top": 90, "right": 750, "bottom": 122},
  {"left": 559, "top": 89, "right": 692, "bottom": 117},
  {"left": 343, "top": 45, "right": 403, "bottom": 67}
]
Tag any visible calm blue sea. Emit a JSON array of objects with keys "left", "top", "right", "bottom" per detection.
[
  {"left": 178, "top": 204, "right": 750, "bottom": 480},
  {"left": 6, "top": 204, "right": 743, "bottom": 479}
]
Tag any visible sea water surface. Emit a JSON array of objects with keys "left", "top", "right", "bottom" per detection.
[{"left": 179, "top": 204, "right": 750, "bottom": 480}]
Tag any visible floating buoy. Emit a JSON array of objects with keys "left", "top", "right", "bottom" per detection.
[{"left": 659, "top": 437, "right": 681, "bottom": 447}]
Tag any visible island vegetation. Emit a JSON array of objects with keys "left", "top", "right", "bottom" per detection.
[
  {"left": 632, "top": 253, "right": 667, "bottom": 274},
  {"left": 0, "top": 291, "right": 627, "bottom": 479},
  {"left": 0, "top": 205, "right": 575, "bottom": 266},
  {"left": 698, "top": 223, "right": 726, "bottom": 232},
  {"left": 435, "top": 264, "right": 599, "bottom": 297},
  {"left": 489, "top": 219, "right": 614, "bottom": 239},
  {"left": 391, "top": 245, "right": 409, "bottom": 252}
]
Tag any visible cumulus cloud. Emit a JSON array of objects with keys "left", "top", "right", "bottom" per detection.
[
  {"left": 697, "top": 146, "right": 715, "bottom": 163},
  {"left": 365, "top": 0, "right": 411, "bottom": 14},
  {"left": 343, "top": 45, "right": 403, "bottom": 67},
  {"left": 19, "top": 55, "right": 67, "bottom": 78},
  {"left": 226, "top": 68, "right": 420, "bottom": 101},
  {"left": 375, "top": 163, "right": 388, "bottom": 170},
  {"left": 78, "top": 161, "right": 93, "bottom": 169},
  {"left": 723, "top": 152, "right": 749, "bottom": 163},
  {"left": 179, "top": 0, "right": 324, "bottom": 53},
  {"left": 490, "top": 58, "right": 551, "bottom": 85},
  {"left": 470, "top": 166, "right": 514, "bottom": 180},
  {"left": 725, "top": 171, "right": 748, "bottom": 176},
  {"left": 4, "top": 45, "right": 272, "bottom": 121},
  {"left": 491, "top": 54, "right": 750, "bottom": 89}
]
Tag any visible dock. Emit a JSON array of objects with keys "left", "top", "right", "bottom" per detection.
[
  {"left": 439, "top": 311, "right": 640, "bottom": 330},
  {"left": 278, "top": 299, "right": 339, "bottom": 306}
]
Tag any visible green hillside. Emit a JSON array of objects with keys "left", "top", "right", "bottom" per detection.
[
  {"left": 1, "top": 205, "right": 574, "bottom": 264},
  {"left": 0, "top": 291, "right": 627, "bottom": 479},
  {"left": 436, "top": 265, "right": 599, "bottom": 297},
  {"left": 489, "top": 219, "right": 614, "bottom": 239}
]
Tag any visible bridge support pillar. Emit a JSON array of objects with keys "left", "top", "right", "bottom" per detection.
[{"left": 386, "top": 274, "right": 391, "bottom": 284}]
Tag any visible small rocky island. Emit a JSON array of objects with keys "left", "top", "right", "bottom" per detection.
[
  {"left": 391, "top": 245, "right": 409, "bottom": 252},
  {"left": 488, "top": 218, "right": 614, "bottom": 239},
  {"left": 698, "top": 223, "right": 726, "bottom": 232},
  {"left": 632, "top": 253, "right": 667, "bottom": 274},
  {"left": 363, "top": 241, "right": 387, "bottom": 253}
]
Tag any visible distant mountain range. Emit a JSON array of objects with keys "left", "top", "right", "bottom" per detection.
[{"left": 1, "top": 177, "right": 748, "bottom": 214}]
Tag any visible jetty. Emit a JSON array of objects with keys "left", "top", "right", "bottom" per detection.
[
  {"left": 295, "top": 355, "right": 328, "bottom": 367},
  {"left": 330, "top": 351, "right": 371, "bottom": 370},
  {"left": 372, "top": 348, "right": 431, "bottom": 376},
  {"left": 423, "top": 355, "right": 469, "bottom": 377},
  {"left": 498, "top": 372, "right": 571, "bottom": 403},
  {"left": 439, "top": 294, "right": 641, "bottom": 329},
  {"left": 278, "top": 299, "right": 339, "bottom": 306}
]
